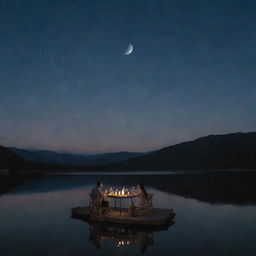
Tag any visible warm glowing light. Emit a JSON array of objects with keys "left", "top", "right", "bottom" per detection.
[{"left": 106, "top": 186, "right": 137, "bottom": 197}]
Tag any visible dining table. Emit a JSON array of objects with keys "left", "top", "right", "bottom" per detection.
[{"left": 107, "top": 194, "right": 138, "bottom": 216}]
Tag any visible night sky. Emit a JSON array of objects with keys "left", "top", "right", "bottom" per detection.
[{"left": 0, "top": 0, "right": 256, "bottom": 153}]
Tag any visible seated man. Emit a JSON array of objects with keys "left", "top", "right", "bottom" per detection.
[{"left": 91, "top": 181, "right": 110, "bottom": 209}]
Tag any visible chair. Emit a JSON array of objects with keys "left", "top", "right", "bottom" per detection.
[
  {"left": 89, "top": 193, "right": 102, "bottom": 215},
  {"left": 136, "top": 193, "right": 154, "bottom": 216},
  {"left": 89, "top": 193, "right": 111, "bottom": 215}
]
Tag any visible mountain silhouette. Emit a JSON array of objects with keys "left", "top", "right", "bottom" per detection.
[
  {"left": 8, "top": 148, "right": 143, "bottom": 166},
  {"left": 0, "top": 146, "right": 25, "bottom": 169},
  {"left": 1, "top": 132, "right": 256, "bottom": 171},
  {"left": 105, "top": 132, "right": 256, "bottom": 170}
]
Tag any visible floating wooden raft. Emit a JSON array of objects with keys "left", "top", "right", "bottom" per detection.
[{"left": 71, "top": 207, "right": 175, "bottom": 227}]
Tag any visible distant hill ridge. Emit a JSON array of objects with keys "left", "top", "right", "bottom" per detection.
[
  {"left": 1, "top": 132, "right": 256, "bottom": 171},
  {"left": 0, "top": 146, "right": 24, "bottom": 169},
  {"left": 7, "top": 147, "right": 144, "bottom": 166},
  {"left": 106, "top": 132, "right": 256, "bottom": 170}
]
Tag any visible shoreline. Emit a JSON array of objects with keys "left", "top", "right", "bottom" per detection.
[
  {"left": 0, "top": 173, "right": 41, "bottom": 195},
  {"left": 1, "top": 169, "right": 255, "bottom": 196},
  {"left": 42, "top": 168, "right": 256, "bottom": 176}
]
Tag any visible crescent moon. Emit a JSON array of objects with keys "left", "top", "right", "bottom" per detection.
[{"left": 124, "top": 43, "right": 133, "bottom": 55}]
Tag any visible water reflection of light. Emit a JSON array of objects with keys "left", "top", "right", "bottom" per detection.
[{"left": 117, "top": 239, "right": 131, "bottom": 247}]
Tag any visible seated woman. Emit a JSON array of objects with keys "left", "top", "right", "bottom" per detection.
[
  {"left": 135, "top": 182, "right": 153, "bottom": 215},
  {"left": 136, "top": 182, "right": 148, "bottom": 208}
]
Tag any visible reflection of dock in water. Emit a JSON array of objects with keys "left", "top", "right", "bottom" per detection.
[
  {"left": 72, "top": 203, "right": 176, "bottom": 252},
  {"left": 88, "top": 221, "right": 174, "bottom": 253}
]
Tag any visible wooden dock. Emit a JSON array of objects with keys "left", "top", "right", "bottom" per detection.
[{"left": 71, "top": 207, "right": 175, "bottom": 227}]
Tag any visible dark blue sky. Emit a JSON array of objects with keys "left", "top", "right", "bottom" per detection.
[{"left": 0, "top": 0, "right": 256, "bottom": 153}]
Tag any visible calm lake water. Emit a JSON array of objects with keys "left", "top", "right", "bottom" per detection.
[{"left": 0, "top": 172, "right": 256, "bottom": 256}]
